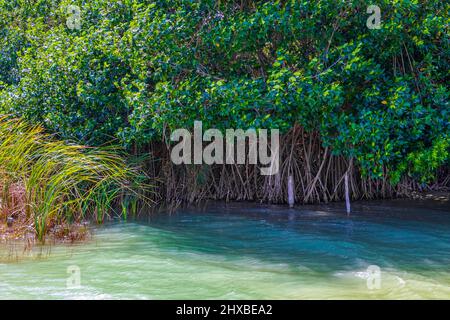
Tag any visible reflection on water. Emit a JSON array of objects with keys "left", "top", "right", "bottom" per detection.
[{"left": 1, "top": 199, "right": 450, "bottom": 299}]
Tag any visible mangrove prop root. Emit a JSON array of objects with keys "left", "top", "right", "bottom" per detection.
[{"left": 141, "top": 127, "right": 449, "bottom": 206}]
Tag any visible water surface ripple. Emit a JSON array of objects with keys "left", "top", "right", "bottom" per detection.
[{"left": 1, "top": 199, "right": 449, "bottom": 299}]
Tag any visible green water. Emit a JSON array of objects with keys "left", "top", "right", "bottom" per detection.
[{"left": 1, "top": 200, "right": 450, "bottom": 299}]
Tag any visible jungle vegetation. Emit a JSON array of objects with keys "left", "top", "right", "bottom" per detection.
[{"left": 0, "top": 0, "right": 448, "bottom": 206}]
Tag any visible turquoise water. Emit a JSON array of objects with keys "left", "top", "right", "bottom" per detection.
[{"left": 1, "top": 200, "right": 450, "bottom": 299}]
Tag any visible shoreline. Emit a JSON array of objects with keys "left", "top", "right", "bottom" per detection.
[
  {"left": 0, "top": 215, "right": 90, "bottom": 245},
  {"left": 1, "top": 191, "right": 449, "bottom": 246}
]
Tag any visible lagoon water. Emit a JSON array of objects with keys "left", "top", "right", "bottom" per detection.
[{"left": 1, "top": 200, "right": 450, "bottom": 299}]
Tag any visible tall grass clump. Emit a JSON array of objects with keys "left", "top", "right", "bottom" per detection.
[{"left": 0, "top": 116, "right": 149, "bottom": 241}]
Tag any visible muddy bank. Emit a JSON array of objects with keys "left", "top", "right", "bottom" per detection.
[
  {"left": 410, "top": 191, "right": 450, "bottom": 201},
  {"left": 0, "top": 212, "right": 90, "bottom": 244}
]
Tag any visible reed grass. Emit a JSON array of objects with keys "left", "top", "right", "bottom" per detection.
[{"left": 0, "top": 116, "right": 150, "bottom": 241}]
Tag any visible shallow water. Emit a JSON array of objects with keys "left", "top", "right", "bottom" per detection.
[{"left": 1, "top": 199, "right": 450, "bottom": 299}]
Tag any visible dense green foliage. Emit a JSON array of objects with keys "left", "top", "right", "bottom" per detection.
[{"left": 0, "top": 0, "right": 448, "bottom": 183}]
